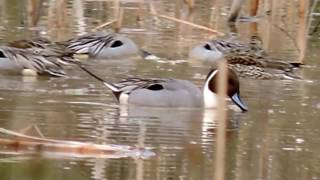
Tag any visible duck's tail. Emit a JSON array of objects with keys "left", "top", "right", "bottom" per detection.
[
  {"left": 262, "top": 59, "right": 302, "bottom": 71},
  {"left": 77, "top": 64, "right": 120, "bottom": 93},
  {"left": 140, "top": 49, "right": 162, "bottom": 60}
]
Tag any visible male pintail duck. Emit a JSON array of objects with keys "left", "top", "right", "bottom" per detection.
[
  {"left": 189, "top": 36, "right": 301, "bottom": 79},
  {"left": 79, "top": 65, "right": 248, "bottom": 111},
  {"left": 0, "top": 39, "right": 76, "bottom": 76},
  {"left": 62, "top": 31, "right": 154, "bottom": 59}
]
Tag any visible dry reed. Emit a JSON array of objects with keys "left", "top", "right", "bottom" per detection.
[
  {"left": 92, "top": 19, "right": 117, "bottom": 31},
  {"left": 215, "top": 60, "right": 228, "bottom": 180},
  {"left": 0, "top": 128, "right": 153, "bottom": 159},
  {"left": 228, "top": 0, "right": 243, "bottom": 23},
  {"left": 297, "top": 0, "right": 310, "bottom": 63},
  {"left": 147, "top": 10, "right": 224, "bottom": 35}
]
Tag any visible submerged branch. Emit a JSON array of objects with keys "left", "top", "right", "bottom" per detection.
[{"left": 0, "top": 128, "right": 155, "bottom": 159}]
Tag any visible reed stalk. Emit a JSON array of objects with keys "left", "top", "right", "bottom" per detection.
[
  {"left": 92, "top": 19, "right": 117, "bottom": 31},
  {"left": 250, "top": 0, "right": 260, "bottom": 34},
  {"left": 214, "top": 60, "right": 228, "bottom": 180},
  {"left": 250, "top": 0, "right": 259, "bottom": 16},
  {"left": 137, "top": 0, "right": 144, "bottom": 21},
  {"left": 228, "top": 0, "right": 244, "bottom": 23},
  {"left": 147, "top": 11, "right": 224, "bottom": 35},
  {"left": 184, "top": 0, "right": 195, "bottom": 10},
  {"left": 113, "top": 0, "right": 120, "bottom": 31},
  {"left": 27, "top": 0, "right": 42, "bottom": 26},
  {"left": 297, "top": 0, "right": 310, "bottom": 63},
  {"left": 115, "top": 7, "right": 124, "bottom": 32}
]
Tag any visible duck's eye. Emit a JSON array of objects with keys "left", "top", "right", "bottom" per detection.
[
  {"left": 0, "top": 51, "right": 6, "bottom": 58},
  {"left": 147, "top": 84, "right": 164, "bottom": 91},
  {"left": 110, "top": 40, "right": 123, "bottom": 48},
  {"left": 204, "top": 44, "right": 212, "bottom": 50},
  {"left": 33, "top": 49, "right": 41, "bottom": 54}
]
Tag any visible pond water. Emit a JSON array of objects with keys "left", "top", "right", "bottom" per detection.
[{"left": 0, "top": 0, "right": 320, "bottom": 180}]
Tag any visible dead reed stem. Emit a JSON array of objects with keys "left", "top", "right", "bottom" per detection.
[
  {"left": 308, "top": 0, "right": 320, "bottom": 35},
  {"left": 113, "top": 0, "right": 120, "bottom": 31},
  {"left": 0, "top": 128, "right": 151, "bottom": 159},
  {"left": 184, "top": 0, "right": 195, "bottom": 10},
  {"left": 92, "top": 19, "right": 117, "bottom": 31},
  {"left": 56, "top": 0, "right": 67, "bottom": 28},
  {"left": 147, "top": 11, "right": 224, "bottom": 36},
  {"left": 297, "top": 0, "right": 310, "bottom": 63},
  {"left": 250, "top": 0, "right": 259, "bottom": 16},
  {"left": 228, "top": 0, "right": 243, "bottom": 23},
  {"left": 137, "top": 0, "right": 144, "bottom": 21},
  {"left": 27, "top": 0, "right": 43, "bottom": 26},
  {"left": 115, "top": 7, "right": 124, "bottom": 32},
  {"left": 215, "top": 60, "right": 228, "bottom": 180}
]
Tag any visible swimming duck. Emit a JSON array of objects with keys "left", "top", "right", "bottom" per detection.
[
  {"left": 79, "top": 65, "right": 248, "bottom": 112},
  {"left": 189, "top": 36, "right": 300, "bottom": 79},
  {"left": 62, "top": 31, "right": 151, "bottom": 59},
  {"left": 0, "top": 39, "right": 76, "bottom": 76}
]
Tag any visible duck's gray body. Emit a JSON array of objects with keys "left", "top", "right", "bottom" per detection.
[
  {"left": 0, "top": 57, "right": 22, "bottom": 72},
  {"left": 124, "top": 79, "right": 203, "bottom": 107},
  {"left": 65, "top": 32, "right": 140, "bottom": 59}
]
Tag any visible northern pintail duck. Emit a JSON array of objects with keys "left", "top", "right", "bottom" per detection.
[
  {"left": 189, "top": 36, "right": 301, "bottom": 79},
  {"left": 0, "top": 38, "right": 76, "bottom": 76},
  {"left": 62, "top": 31, "right": 151, "bottom": 59},
  {"left": 80, "top": 66, "right": 248, "bottom": 111}
]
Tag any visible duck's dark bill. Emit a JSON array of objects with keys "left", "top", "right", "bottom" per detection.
[{"left": 231, "top": 93, "right": 248, "bottom": 112}]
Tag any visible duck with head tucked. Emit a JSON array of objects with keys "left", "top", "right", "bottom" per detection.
[
  {"left": 79, "top": 65, "right": 248, "bottom": 112},
  {"left": 189, "top": 36, "right": 301, "bottom": 80},
  {"left": 61, "top": 31, "right": 154, "bottom": 60},
  {"left": 0, "top": 37, "right": 77, "bottom": 77}
]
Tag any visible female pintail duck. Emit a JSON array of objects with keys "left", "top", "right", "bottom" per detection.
[
  {"left": 79, "top": 65, "right": 248, "bottom": 112},
  {"left": 0, "top": 44, "right": 76, "bottom": 77},
  {"left": 62, "top": 31, "right": 153, "bottom": 59},
  {"left": 7, "top": 37, "right": 74, "bottom": 57},
  {"left": 189, "top": 36, "right": 301, "bottom": 79}
]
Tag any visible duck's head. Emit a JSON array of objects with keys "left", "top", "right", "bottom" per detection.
[
  {"left": 90, "top": 35, "right": 140, "bottom": 59},
  {"left": 203, "top": 68, "right": 248, "bottom": 112},
  {"left": 189, "top": 41, "right": 224, "bottom": 65}
]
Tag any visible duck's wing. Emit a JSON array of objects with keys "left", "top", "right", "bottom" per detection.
[
  {"left": 7, "top": 38, "right": 74, "bottom": 62},
  {"left": 229, "top": 64, "right": 272, "bottom": 79},
  {"left": 7, "top": 37, "right": 52, "bottom": 49}
]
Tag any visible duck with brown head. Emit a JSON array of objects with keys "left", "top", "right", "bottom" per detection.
[{"left": 79, "top": 65, "right": 248, "bottom": 112}]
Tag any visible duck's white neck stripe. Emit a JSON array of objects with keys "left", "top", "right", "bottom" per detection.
[{"left": 203, "top": 70, "right": 218, "bottom": 108}]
